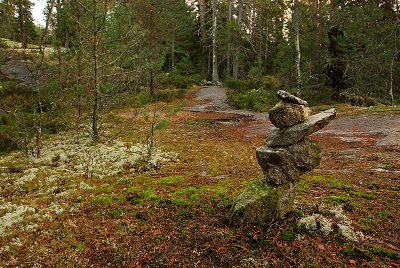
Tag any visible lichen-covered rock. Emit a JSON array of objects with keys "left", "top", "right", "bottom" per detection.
[
  {"left": 256, "top": 139, "right": 321, "bottom": 185},
  {"left": 267, "top": 108, "right": 336, "bottom": 147},
  {"left": 228, "top": 181, "right": 296, "bottom": 225},
  {"left": 277, "top": 90, "right": 308, "bottom": 106},
  {"left": 256, "top": 146, "right": 299, "bottom": 185},
  {"left": 283, "top": 138, "right": 321, "bottom": 172},
  {"left": 269, "top": 101, "right": 311, "bottom": 129},
  {"left": 0, "top": 60, "right": 38, "bottom": 85}
]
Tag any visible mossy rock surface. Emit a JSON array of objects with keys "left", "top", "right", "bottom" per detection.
[{"left": 228, "top": 180, "right": 296, "bottom": 225}]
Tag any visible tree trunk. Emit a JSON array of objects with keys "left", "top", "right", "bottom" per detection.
[
  {"left": 232, "top": 0, "right": 243, "bottom": 79},
  {"left": 92, "top": 0, "right": 99, "bottom": 141},
  {"left": 211, "top": 0, "right": 219, "bottom": 83},
  {"left": 293, "top": 0, "right": 302, "bottom": 92},
  {"left": 265, "top": 26, "right": 269, "bottom": 72},
  {"left": 171, "top": 32, "right": 175, "bottom": 68},
  {"left": 199, "top": 0, "right": 208, "bottom": 78},
  {"left": 150, "top": 69, "right": 155, "bottom": 97},
  {"left": 226, "top": 0, "right": 232, "bottom": 78},
  {"left": 75, "top": 0, "right": 83, "bottom": 141},
  {"left": 18, "top": 0, "right": 27, "bottom": 48},
  {"left": 199, "top": 0, "right": 206, "bottom": 44},
  {"left": 57, "top": 0, "right": 63, "bottom": 88},
  {"left": 41, "top": 0, "right": 56, "bottom": 45},
  {"left": 389, "top": 0, "right": 399, "bottom": 105}
]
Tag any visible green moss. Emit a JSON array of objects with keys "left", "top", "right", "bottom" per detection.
[
  {"left": 157, "top": 175, "right": 186, "bottom": 185},
  {"left": 229, "top": 181, "right": 294, "bottom": 223},
  {"left": 91, "top": 194, "right": 116, "bottom": 205},
  {"left": 340, "top": 245, "right": 373, "bottom": 261},
  {"left": 188, "top": 193, "right": 200, "bottom": 200},
  {"left": 370, "top": 247, "right": 400, "bottom": 261},
  {"left": 176, "top": 209, "right": 190, "bottom": 217},
  {"left": 143, "top": 189, "right": 161, "bottom": 201},
  {"left": 378, "top": 210, "right": 390, "bottom": 218},
  {"left": 297, "top": 180, "right": 310, "bottom": 192},
  {"left": 349, "top": 190, "right": 376, "bottom": 199},
  {"left": 125, "top": 186, "right": 140, "bottom": 194},
  {"left": 202, "top": 186, "right": 228, "bottom": 198},
  {"left": 325, "top": 195, "right": 348, "bottom": 205},
  {"left": 308, "top": 175, "right": 325, "bottom": 183},
  {"left": 328, "top": 179, "right": 353, "bottom": 191},
  {"left": 75, "top": 243, "right": 86, "bottom": 252},
  {"left": 111, "top": 208, "right": 125, "bottom": 218},
  {"left": 294, "top": 210, "right": 304, "bottom": 218},
  {"left": 366, "top": 106, "right": 400, "bottom": 113},
  {"left": 155, "top": 235, "right": 164, "bottom": 241},
  {"left": 176, "top": 186, "right": 198, "bottom": 195},
  {"left": 281, "top": 231, "right": 296, "bottom": 242}
]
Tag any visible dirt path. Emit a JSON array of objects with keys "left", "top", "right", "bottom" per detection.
[
  {"left": 186, "top": 86, "right": 400, "bottom": 147},
  {"left": 185, "top": 86, "right": 272, "bottom": 137}
]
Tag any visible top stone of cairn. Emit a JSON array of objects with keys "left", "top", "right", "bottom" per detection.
[{"left": 277, "top": 90, "right": 309, "bottom": 106}]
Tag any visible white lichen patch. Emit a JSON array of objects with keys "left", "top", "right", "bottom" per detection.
[
  {"left": 15, "top": 168, "right": 38, "bottom": 186},
  {"left": 79, "top": 182, "right": 93, "bottom": 190},
  {"left": 48, "top": 204, "right": 65, "bottom": 215},
  {"left": 298, "top": 205, "right": 364, "bottom": 242},
  {"left": 26, "top": 133, "right": 177, "bottom": 178},
  {"left": 299, "top": 214, "right": 333, "bottom": 236},
  {"left": 0, "top": 204, "right": 36, "bottom": 236},
  {"left": 0, "top": 130, "right": 176, "bottom": 249}
]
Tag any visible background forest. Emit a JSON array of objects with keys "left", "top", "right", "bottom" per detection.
[{"left": 0, "top": 0, "right": 399, "bottom": 150}]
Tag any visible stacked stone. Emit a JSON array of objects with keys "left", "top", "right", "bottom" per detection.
[{"left": 229, "top": 90, "right": 336, "bottom": 225}]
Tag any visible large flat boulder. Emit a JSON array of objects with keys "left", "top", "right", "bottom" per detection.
[
  {"left": 0, "top": 60, "right": 37, "bottom": 85},
  {"left": 267, "top": 109, "right": 336, "bottom": 147},
  {"left": 228, "top": 181, "right": 296, "bottom": 225},
  {"left": 269, "top": 101, "right": 311, "bottom": 129}
]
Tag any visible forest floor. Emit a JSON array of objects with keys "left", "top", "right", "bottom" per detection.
[{"left": 0, "top": 86, "right": 399, "bottom": 267}]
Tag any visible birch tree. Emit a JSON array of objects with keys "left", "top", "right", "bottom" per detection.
[{"left": 293, "top": 0, "right": 302, "bottom": 92}]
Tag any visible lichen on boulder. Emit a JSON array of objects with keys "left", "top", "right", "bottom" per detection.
[
  {"left": 229, "top": 181, "right": 296, "bottom": 225},
  {"left": 269, "top": 101, "right": 311, "bottom": 129}
]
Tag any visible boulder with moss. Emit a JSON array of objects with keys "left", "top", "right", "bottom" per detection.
[{"left": 229, "top": 181, "right": 296, "bottom": 225}]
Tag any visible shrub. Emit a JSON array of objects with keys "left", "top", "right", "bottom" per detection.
[
  {"left": 227, "top": 89, "right": 279, "bottom": 112},
  {"left": 224, "top": 79, "right": 252, "bottom": 92},
  {"left": 157, "top": 72, "right": 200, "bottom": 90}
]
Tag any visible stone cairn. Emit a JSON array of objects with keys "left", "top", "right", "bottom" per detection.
[{"left": 229, "top": 90, "right": 336, "bottom": 225}]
